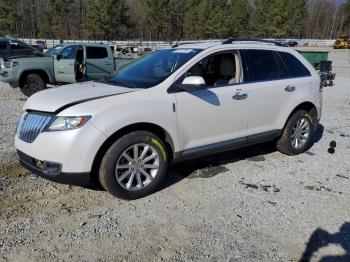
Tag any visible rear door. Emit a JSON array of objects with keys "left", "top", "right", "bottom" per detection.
[
  {"left": 54, "top": 45, "right": 79, "bottom": 83},
  {"left": 241, "top": 49, "right": 302, "bottom": 137},
  {"left": 85, "top": 46, "right": 114, "bottom": 80}
]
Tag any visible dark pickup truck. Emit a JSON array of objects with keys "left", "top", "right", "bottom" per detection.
[{"left": 0, "top": 37, "right": 43, "bottom": 60}]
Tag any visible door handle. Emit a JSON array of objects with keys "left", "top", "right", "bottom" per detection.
[
  {"left": 285, "top": 85, "right": 296, "bottom": 92},
  {"left": 105, "top": 63, "right": 112, "bottom": 65},
  {"left": 232, "top": 93, "right": 248, "bottom": 100}
]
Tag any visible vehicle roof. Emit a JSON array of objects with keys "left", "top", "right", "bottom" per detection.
[
  {"left": 175, "top": 41, "right": 288, "bottom": 51},
  {"left": 56, "top": 43, "right": 111, "bottom": 47}
]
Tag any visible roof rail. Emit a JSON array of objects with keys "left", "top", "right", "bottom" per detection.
[
  {"left": 172, "top": 41, "right": 211, "bottom": 48},
  {"left": 222, "top": 38, "right": 285, "bottom": 47},
  {"left": 172, "top": 42, "right": 196, "bottom": 48}
]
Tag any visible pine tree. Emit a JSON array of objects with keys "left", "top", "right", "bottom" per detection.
[
  {"left": 84, "top": 0, "right": 129, "bottom": 40},
  {"left": 0, "top": 0, "right": 17, "bottom": 35},
  {"left": 266, "top": 0, "right": 289, "bottom": 38},
  {"left": 226, "top": 0, "right": 251, "bottom": 38},
  {"left": 249, "top": 0, "right": 271, "bottom": 37},
  {"left": 286, "top": 0, "right": 307, "bottom": 38},
  {"left": 50, "top": 0, "right": 73, "bottom": 40}
]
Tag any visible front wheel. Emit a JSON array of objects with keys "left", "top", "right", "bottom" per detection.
[
  {"left": 20, "top": 73, "right": 47, "bottom": 97},
  {"left": 99, "top": 131, "right": 168, "bottom": 200},
  {"left": 276, "top": 110, "right": 314, "bottom": 155}
]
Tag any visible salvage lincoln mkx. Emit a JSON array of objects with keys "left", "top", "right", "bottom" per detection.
[{"left": 15, "top": 40, "right": 322, "bottom": 199}]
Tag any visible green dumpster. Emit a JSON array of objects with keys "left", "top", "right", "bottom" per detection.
[{"left": 298, "top": 50, "right": 329, "bottom": 70}]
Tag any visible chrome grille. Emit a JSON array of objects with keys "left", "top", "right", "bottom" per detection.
[{"left": 19, "top": 113, "right": 53, "bottom": 143}]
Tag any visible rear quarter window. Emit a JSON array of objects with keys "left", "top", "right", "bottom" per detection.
[
  {"left": 278, "top": 52, "right": 311, "bottom": 77},
  {"left": 86, "top": 47, "right": 108, "bottom": 59}
]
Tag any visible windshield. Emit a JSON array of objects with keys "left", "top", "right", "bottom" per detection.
[
  {"left": 108, "top": 48, "right": 202, "bottom": 88},
  {"left": 45, "top": 45, "right": 65, "bottom": 57}
]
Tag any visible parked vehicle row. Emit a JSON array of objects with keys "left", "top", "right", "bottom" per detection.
[
  {"left": 15, "top": 39, "right": 322, "bottom": 200},
  {"left": 113, "top": 45, "right": 153, "bottom": 58}
]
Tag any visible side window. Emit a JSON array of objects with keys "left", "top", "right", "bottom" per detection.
[
  {"left": 122, "top": 48, "right": 130, "bottom": 55},
  {"left": 274, "top": 52, "right": 289, "bottom": 78},
  {"left": 242, "top": 50, "right": 279, "bottom": 82},
  {"left": 9, "top": 40, "right": 26, "bottom": 50},
  {"left": 60, "top": 46, "right": 78, "bottom": 59},
  {"left": 279, "top": 52, "right": 311, "bottom": 77},
  {"left": 86, "top": 46, "right": 108, "bottom": 59},
  {"left": 0, "top": 41, "right": 7, "bottom": 49},
  {"left": 185, "top": 52, "right": 240, "bottom": 87}
]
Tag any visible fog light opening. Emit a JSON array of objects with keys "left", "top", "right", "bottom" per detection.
[{"left": 43, "top": 161, "right": 61, "bottom": 176}]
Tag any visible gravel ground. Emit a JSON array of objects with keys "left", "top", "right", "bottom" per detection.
[{"left": 0, "top": 48, "right": 350, "bottom": 262}]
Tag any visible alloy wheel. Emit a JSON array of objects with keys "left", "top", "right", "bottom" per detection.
[
  {"left": 290, "top": 117, "right": 311, "bottom": 149},
  {"left": 115, "top": 143, "right": 160, "bottom": 191}
]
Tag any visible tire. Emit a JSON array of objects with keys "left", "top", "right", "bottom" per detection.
[
  {"left": 276, "top": 110, "right": 314, "bottom": 155},
  {"left": 20, "top": 73, "right": 47, "bottom": 97},
  {"left": 99, "top": 131, "right": 169, "bottom": 200}
]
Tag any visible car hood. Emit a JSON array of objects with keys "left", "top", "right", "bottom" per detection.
[{"left": 24, "top": 81, "right": 140, "bottom": 113}]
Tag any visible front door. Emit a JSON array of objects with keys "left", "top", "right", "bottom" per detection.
[
  {"left": 175, "top": 51, "right": 249, "bottom": 151},
  {"left": 54, "top": 45, "right": 81, "bottom": 83}
]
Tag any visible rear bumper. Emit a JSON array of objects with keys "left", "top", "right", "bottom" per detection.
[{"left": 18, "top": 150, "right": 90, "bottom": 186}]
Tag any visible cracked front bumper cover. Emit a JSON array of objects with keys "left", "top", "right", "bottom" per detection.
[{"left": 18, "top": 150, "right": 91, "bottom": 186}]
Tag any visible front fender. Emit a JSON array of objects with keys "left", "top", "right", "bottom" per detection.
[
  {"left": 18, "top": 67, "right": 54, "bottom": 83},
  {"left": 58, "top": 88, "right": 180, "bottom": 152}
]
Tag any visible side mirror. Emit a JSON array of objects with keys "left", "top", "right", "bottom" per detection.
[
  {"left": 180, "top": 76, "right": 206, "bottom": 92},
  {"left": 53, "top": 54, "right": 61, "bottom": 61}
]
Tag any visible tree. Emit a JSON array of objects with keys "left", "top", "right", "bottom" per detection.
[
  {"left": 84, "top": 0, "right": 129, "bottom": 40},
  {"left": 266, "top": 0, "right": 289, "bottom": 38},
  {"left": 0, "top": 0, "right": 17, "bottom": 35},
  {"left": 183, "top": 0, "right": 228, "bottom": 39},
  {"left": 249, "top": 0, "right": 271, "bottom": 37},
  {"left": 0, "top": 0, "right": 348, "bottom": 40},
  {"left": 50, "top": 0, "right": 73, "bottom": 40},
  {"left": 286, "top": 0, "right": 307, "bottom": 38},
  {"left": 226, "top": 0, "right": 251, "bottom": 38},
  {"left": 343, "top": 0, "right": 350, "bottom": 35}
]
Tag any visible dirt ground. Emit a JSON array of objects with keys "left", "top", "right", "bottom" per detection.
[{"left": 0, "top": 48, "right": 350, "bottom": 262}]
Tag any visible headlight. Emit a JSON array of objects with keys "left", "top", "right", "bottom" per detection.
[
  {"left": 46, "top": 116, "right": 91, "bottom": 131},
  {"left": 1, "top": 61, "right": 19, "bottom": 69},
  {"left": 16, "top": 113, "right": 27, "bottom": 133}
]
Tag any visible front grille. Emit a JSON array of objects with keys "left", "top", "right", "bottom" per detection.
[{"left": 19, "top": 112, "right": 53, "bottom": 143}]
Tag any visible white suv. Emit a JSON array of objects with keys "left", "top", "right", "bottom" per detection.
[{"left": 15, "top": 40, "right": 322, "bottom": 199}]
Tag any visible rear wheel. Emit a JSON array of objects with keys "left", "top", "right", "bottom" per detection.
[
  {"left": 99, "top": 131, "right": 168, "bottom": 200},
  {"left": 20, "top": 73, "right": 47, "bottom": 97},
  {"left": 276, "top": 110, "right": 314, "bottom": 155}
]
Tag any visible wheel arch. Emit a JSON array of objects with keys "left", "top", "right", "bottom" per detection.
[
  {"left": 19, "top": 69, "right": 51, "bottom": 87},
  {"left": 284, "top": 101, "right": 318, "bottom": 131},
  {"left": 90, "top": 122, "right": 176, "bottom": 183}
]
